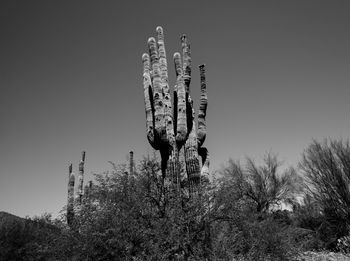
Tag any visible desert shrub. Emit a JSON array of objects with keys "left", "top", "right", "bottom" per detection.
[
  {"left": 211, "top": 154, "right": 304, "bottom": 260},
  {"left": 300, "top": 139, "right": 350, "bottom": 249},
  {"left": 291, "top": 195, "right": 326, "bottom": 250},
  {"left": 246, "top": 217, "right": 298, "bottom": 261},
  {"left": 211, "top": 210, "right": 303, "bottom": 261},
  {"left": 0, "top": 213, "right": 60, "bottom": 261},
  {"left": 56, "top": 155, "right": 215, "bottom": 260}
]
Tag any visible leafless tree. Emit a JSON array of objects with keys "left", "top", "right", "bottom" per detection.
[{"left": 220, "top": 153, "right": 302, "bottom": 213}]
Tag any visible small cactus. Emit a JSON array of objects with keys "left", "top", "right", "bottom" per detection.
[
  {"left": 142, "top": 26, "right": 209, "bottom": 189},
  {"left": 129, "top": 151, "right": 134, "bottom": 176},
  {"left": 66, "top": 151, "right": 86, "bottom": 226},
  {"left": 67, "top": 163, "right": 75, "bottom": 226},
  {"left": 75, "top": 151, "right": 86, "bottom": 204}
]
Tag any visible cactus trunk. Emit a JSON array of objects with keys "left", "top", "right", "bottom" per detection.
[
  {"left": 67, "top": 151, "right": 86, "bottom": 226},
  {"left": 67, "top": 163, "right": 75, "bottom": 226},
  {"left": 76, "top": 151, "right": 85, "bottom": 205},
  {"left": 129, "top": 151, "right": 134, "bottom": 176}
]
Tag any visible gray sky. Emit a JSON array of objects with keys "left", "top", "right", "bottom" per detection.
[{"left": 1, "top": 0, "right": 350, "bottom": 218}]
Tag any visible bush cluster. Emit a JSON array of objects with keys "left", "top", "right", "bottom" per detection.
[{"left": 2, "top": 139, "right": 350, "bottom": 260}]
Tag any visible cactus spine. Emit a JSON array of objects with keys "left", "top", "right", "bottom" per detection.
[{"left": 142, "top": 27, "right": 209, "bottom": 189}]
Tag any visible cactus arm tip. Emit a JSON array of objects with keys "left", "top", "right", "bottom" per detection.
[
  {"left": 156, "top": 26, "right": 164, "bottom": 41},
  {"left": 142, "top": 53, "right": 149, "bottom": 63},
  {"left": 173, "top": 52, "right": 181, "bottom": 60},
  {"left": 147, "top": 37, "right": 156, "bottom": 44},
  {"left": 173, "top": 52, "right": 183, "bottom": 77},
  {"left": 81, "top": 151, "right": 86, "bottom": 162}
]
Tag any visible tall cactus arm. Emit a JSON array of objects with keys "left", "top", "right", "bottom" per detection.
[
  {"left": 181, "top": 35, "right": 191, "bottom": 90},
  {"left": 142, "top": 53, "right": 158, "bottom": 149},
  {"left": 148, "top": 37, "right": 167, "bottom": 144},
  {"left": 81, "top": 151, "right": 86, "bottom": 162},
  {"left": 68, "top": 163, "right": 73, "bottom": 176},
  {"left": 68, "top": 164, "right": 75, "bottom": 203},
  {"left": 182, "top": 35, "right": 194, "bottom": 133},
  {"left": 174, "top": 52, "right": 187, "bottom": 145},
  {"left": 67, "top": 164, "right": 75, "bottom": 226},
  {"left": 157, "top": 27, "right": 175, "bottom": 148},
  {"left": 129, "top": 151, "right": 134, "bottom": 175},
  {"left": 157, "top": 26, "right": 169, "bottom": 90},
  {"left": 181, "top": 36, "right": 201, "bottom": 183},
  {"left": 197, "top": 65, "right": 209, "bottom": 177},
  {"left": 76, "top": 151, "right": 85, "bottom": 204},
  {"left": 197, "top": 64, "right": 207, "bottom": 147},
  {"left": 185, "top": 98, "right": 201, "bottom": 183}
]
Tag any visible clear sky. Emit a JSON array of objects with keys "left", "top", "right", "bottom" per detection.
[{"left": 1, "top": 0, "right": 350, "bottom": 218}]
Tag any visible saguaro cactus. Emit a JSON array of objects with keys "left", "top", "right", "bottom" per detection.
[
  {"left": 129, "top": 151, "right": 134, "bottom": 176},
  {"left": 67, "top": 163, "right": 75, "bottom": 226},
  {"left": 75, "top": 151, "right": 86, "bottom": 204},
  {"left": 67, "top": 151, "right": 86, "bottom": 226},
  {"left": 142, "top": 26, "right": 209, "bottom": 188}
]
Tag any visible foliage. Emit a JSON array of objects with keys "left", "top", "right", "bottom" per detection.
[
  {"left": 0, "top": 212, "right": 60, "bottom": 261},
  {"left": 300, "top": 139, "right": 350, "bottom": 249},
  {"left": 291, "top": 194, "right": 326, "bottom": 250},
  {"left": 4, "top": 143, "right": 350, "bottom": 260},
  {"left": 209, "top": 154, "right": 306, "bottom": 260},
  {"left": 52, "top": 155, "right": 214, "bottom": 260}
]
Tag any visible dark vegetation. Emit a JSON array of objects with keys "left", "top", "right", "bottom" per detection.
[{"left": 1, "top": 138, "right": 350, "bottom": 260}]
